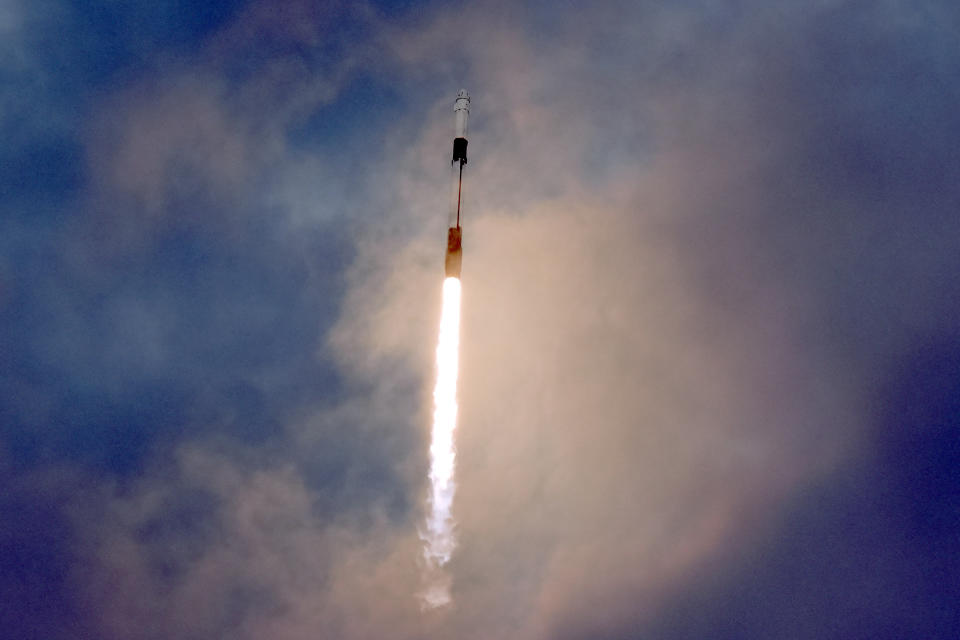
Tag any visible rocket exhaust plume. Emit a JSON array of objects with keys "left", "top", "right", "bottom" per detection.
[
  {"left": 421, "top": 276, "right": 461, "bottom": 607},
  {"left": 420, "top": 89, "right": 469, "bottom": 609}
]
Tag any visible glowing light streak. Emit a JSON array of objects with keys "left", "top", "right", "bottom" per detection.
[{"left": 421, "top": 276, "right": 462, "bottom": 608}]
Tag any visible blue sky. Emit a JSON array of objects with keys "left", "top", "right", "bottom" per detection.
[{"left": 2, "top": 1, "right": 960, "bottom": 638}]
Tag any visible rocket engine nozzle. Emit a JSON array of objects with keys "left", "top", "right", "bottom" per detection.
[{"left": 445, "top": 227, "right": 462, "bottom": 279}]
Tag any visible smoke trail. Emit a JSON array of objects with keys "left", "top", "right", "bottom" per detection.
[{"left": 421, "top": 276, "right": 462, "bottom": 608}]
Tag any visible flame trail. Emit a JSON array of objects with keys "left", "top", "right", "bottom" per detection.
[{"left": 421, "top": 276, "right": 462, "bottom": 608}]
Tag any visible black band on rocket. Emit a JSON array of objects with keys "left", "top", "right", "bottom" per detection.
[{"left": 452, "top": 137, "right": 468, "bottom": 164}]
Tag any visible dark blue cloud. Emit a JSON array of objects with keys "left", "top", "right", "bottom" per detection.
[
  {"left": 0, "top": 0, "right": 378, "bottom": 472},
  {"left": 292, "top": 76, "right": 403, "bottom": 151},
  {"left": 2, "top": 207, "right": 354, "bottom": 471},
  {"left": 0, "top": 3, "right": 413, "bottom": 632},
  {"left": 0, "top": 470, "right": 95, "bottom": 640},
  {"left": 47, "top": 0, "right": 246, "bottom": 85},
  {"left": 634, "top": 337, "right": 960, "bottom": 640},
  {"left": 0, "top": 0, "right": 248, "bottom": 209}
]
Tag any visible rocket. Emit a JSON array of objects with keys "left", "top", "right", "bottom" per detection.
[{"left": 445, "top": 89, "right": 470, "bottom": 279}]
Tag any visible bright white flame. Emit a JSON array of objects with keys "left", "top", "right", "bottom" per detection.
[{"left": 421, "top": 276, "right": 462, "bottom": 609}]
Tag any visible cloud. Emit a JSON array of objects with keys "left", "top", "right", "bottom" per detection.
[
  {"left": 3, "top": 0, "right": 960, "bottom": 638},
  {"left": 326, "top": 1, "right": 960, "bottom": 637},
  {"left": 67, "top": 443, "right": 421, "bottom": 639}
]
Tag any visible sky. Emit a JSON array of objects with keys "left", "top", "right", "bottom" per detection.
[{"left": 2, "top": 0, "right": 960, "bottom": 637}]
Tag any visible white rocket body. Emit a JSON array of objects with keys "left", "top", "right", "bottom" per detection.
[{"left": 445, "top": 89, "right": 470, "bottom": 278}]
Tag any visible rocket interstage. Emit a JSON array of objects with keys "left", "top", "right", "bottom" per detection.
[
  {"left": 421, "top": 89, "right": 470, "bottom": 610},
  {"left": 445, "top": 89, "right": 469, "bottom": 278}
]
